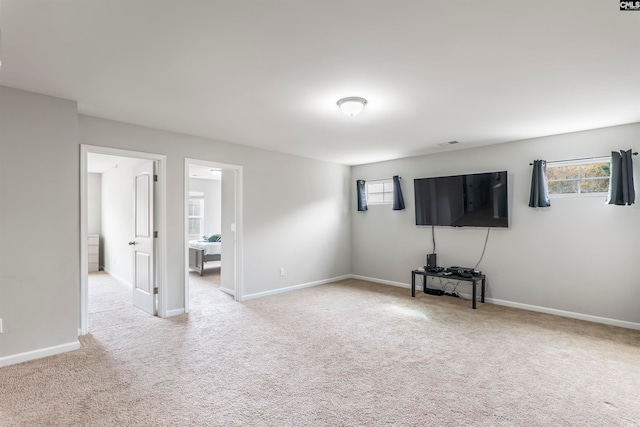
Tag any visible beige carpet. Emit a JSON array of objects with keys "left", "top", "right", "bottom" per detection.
[{"left": 1, "top": 274, "right": 639, "bottom": 426}]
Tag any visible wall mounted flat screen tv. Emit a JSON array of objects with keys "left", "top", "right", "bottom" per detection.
[{"left": 414, "top": 171, "right": 508, "bottom": 228}]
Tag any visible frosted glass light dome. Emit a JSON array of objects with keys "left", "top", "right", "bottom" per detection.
[{"left": 337, "top": 97, "right": 367, "bottom": 116}]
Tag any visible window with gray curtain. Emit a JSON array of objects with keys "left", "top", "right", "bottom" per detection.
[
  {"left": 357, "top": 180, "right": 368, "bottom": 211},
  {"left": 392, "top": 175, "right": 405, "bottom": 210},
  {"left": 529, "top": 159, "right": 551, "bottom": 207},
  {"left": 607, "top": 149, "right": 635, "bottom": 205}
]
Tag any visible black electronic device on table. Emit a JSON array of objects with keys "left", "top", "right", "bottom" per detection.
[
  {"left": 426, "top": 253, "right": 437, "bottom": 271},
  {"left": 447, "top": 266, "right": 481, "bottom": 278}
]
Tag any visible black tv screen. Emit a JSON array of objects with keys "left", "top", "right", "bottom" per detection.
[{"left": 414, "top": 171, "right": 508, "bottom": 228}]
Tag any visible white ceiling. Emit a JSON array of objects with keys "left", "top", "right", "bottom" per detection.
[
  {"left": 1, "top": 1, "right": 639, "bottom": 165},
  {"left": 87, "top": 153, "right": 121, "bottom": 174},
  {"left": 87, "top": 153, "right": 147, "bottom": 173},
  {"left": 190, "top": 164, "right": 221, "bottom": 180}
]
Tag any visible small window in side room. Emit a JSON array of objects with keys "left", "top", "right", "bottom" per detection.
[
  {"left": 547, "top": 158, "right": 610, "bottom": 197},
  {"left": 366, "top": 179, "right": 394, "bottom": 205},
  {"left": 188, "top": 195, "right": 204, "bottom": 236}
]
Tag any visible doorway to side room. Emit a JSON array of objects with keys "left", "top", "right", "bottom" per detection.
[
  {"left": 80, "top": 145, "right": 167, "bottom": 335},
  {"left": 185, "top": 159, "right": 243, "bottom": 312}
]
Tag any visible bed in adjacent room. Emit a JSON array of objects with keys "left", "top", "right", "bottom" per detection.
[{"left": 188, "top": 240, "right": 221, "bottom": 275}]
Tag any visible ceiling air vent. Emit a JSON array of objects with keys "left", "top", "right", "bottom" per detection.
[{"left": 437, "top": 140, "right": 460, "bottom": 147}]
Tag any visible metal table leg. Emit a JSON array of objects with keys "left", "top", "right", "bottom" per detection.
[
  {"left": 472, "top": 279, "right": 477, "bottom": 309},
  {"left": 411, "top": 272, "right": 416, "bottom": 297}
]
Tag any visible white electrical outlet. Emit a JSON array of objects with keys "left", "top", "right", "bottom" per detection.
[
  {"left": 280, "top": 268, "right": 285, "bottom": 276},
  {"left": 0, "top": 318, "right": 3, "bottom": 334}
]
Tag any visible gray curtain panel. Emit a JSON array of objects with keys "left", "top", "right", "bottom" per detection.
[
  {"left": 529, "top": 159, "right": 551, "bottom": 207},
  {"left": 357, "top": 180, "right": 368, "bottom": 211},
  {"left": 392, "top": 175, "right": 405, "bottom": 210},
  {"left": 607, "top": 149, "right": 635, "bottom": 206}
]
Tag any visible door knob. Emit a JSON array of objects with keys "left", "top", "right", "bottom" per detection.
[{"left": 128, "top": 241, "right": 137, "bottom": 245}]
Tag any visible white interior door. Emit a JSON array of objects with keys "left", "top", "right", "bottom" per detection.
[{"left": 132, "top": 160, "right": 156, "bottom": 315}]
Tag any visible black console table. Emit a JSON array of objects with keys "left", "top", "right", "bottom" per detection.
[{"left": 411, "top": 269, "right": 486, "bottom": 309}]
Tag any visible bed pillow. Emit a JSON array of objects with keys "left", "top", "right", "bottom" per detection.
[{"left": 208, "top": 234, "right": 222, "bottom": 242}]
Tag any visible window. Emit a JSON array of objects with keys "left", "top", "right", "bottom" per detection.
[
  {"left": 547, "top": 158, "right": 610, "bottom": 196},
  {"left": 366, "top": 179, "right": 394, "bottom": 204},
  {"left": 188, "top": 196, "right": 204, "bottom": 236}
]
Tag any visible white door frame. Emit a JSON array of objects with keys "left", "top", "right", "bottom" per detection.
[
  {"left": 184, "top": 158, "right": 244, "bottom": 313},
  {"left": 80, "top": 144, "right": 167, "bottom": 335}
]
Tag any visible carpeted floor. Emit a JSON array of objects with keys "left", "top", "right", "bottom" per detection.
[{"left": 1, "top": 273, "right": 639, "bottom": 426}]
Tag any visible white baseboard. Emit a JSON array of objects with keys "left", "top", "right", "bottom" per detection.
[
  {"left": 219, "top": 287, "right": 235, "bottom": 297},
  {"left": 102, "top": 268, "right": 132, "bottom": 287},
  {"left": 486, "top": 298, "right": 640, "bottom": 330},
  {"left": 349, "top": 274, "right": 410, "bottom": 289},
  {"left": 0, "top": 340, "right": 81, "bottom": 367},
  {"left": 165, "top": 308, "right": 185, "bottom": 317},
  {"left": 243, "top": 274, "right": 352, "bottom": 301},
  {"left": 349, "top": 275, "right": 640, "bottom": 330}
]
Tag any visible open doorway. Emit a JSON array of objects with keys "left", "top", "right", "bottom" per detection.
[
  {"left": 187, "top": 164, "right": 222, "bottom": 278},
  {"left": 80, "top": 145, "right": 167, "bottom": 335},
  {"left": 184, "top": 159, "right": 243, "bottom": 313}
]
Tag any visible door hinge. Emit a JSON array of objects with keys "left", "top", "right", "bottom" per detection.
[
  {"left": 154, "top": 231, "right": 158, "bottom": 238},
  {"left": 154, "top": 174, "right": 158, "bottom": 182},
  {"left": 153, "top": 287, "right": 159, "bottom": 295}
]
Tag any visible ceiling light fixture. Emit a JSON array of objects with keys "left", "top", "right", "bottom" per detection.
[{"left": 337, "top": 97, "right": 367, "bottom": 116}]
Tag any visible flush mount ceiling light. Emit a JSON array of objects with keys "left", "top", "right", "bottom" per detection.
[{"left": 337, "top": 97, "right": 367, "bottom": 116}]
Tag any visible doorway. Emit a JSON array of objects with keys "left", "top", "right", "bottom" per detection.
[
  {"left": 184, "top": 158, "right": 243, "bottom": 312},
  {"left": 80, "top": 145, "right": 167, "bottom": 335}
]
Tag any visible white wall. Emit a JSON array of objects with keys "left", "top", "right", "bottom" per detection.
[
  {"left": 78, "top": 114, "right": 352, "bottom": 310},
  {"left": 220, "top": 169, "right": 236, "bottom": 293},
  {"left": 87, "top": 173, "right": 102, "bottom": 235},
  {"left": 0, "top": 86, "right": 79, "bottom": 361},
  {"left": 87, "top": 173, "right": 102, "bottom": 266},
  {"left": 351, "top": 123, "right": 640, "bottom": 325},
  {"left": 189, "top": 177, "right": 222, "bottom": 238}
]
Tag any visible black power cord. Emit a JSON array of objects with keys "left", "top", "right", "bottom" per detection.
[
  {"left": 431, "top": 224, "right": 436, "bottom": 254},
  {"left": 474, "top": 228, "right": 491, "bottom": 270}
]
